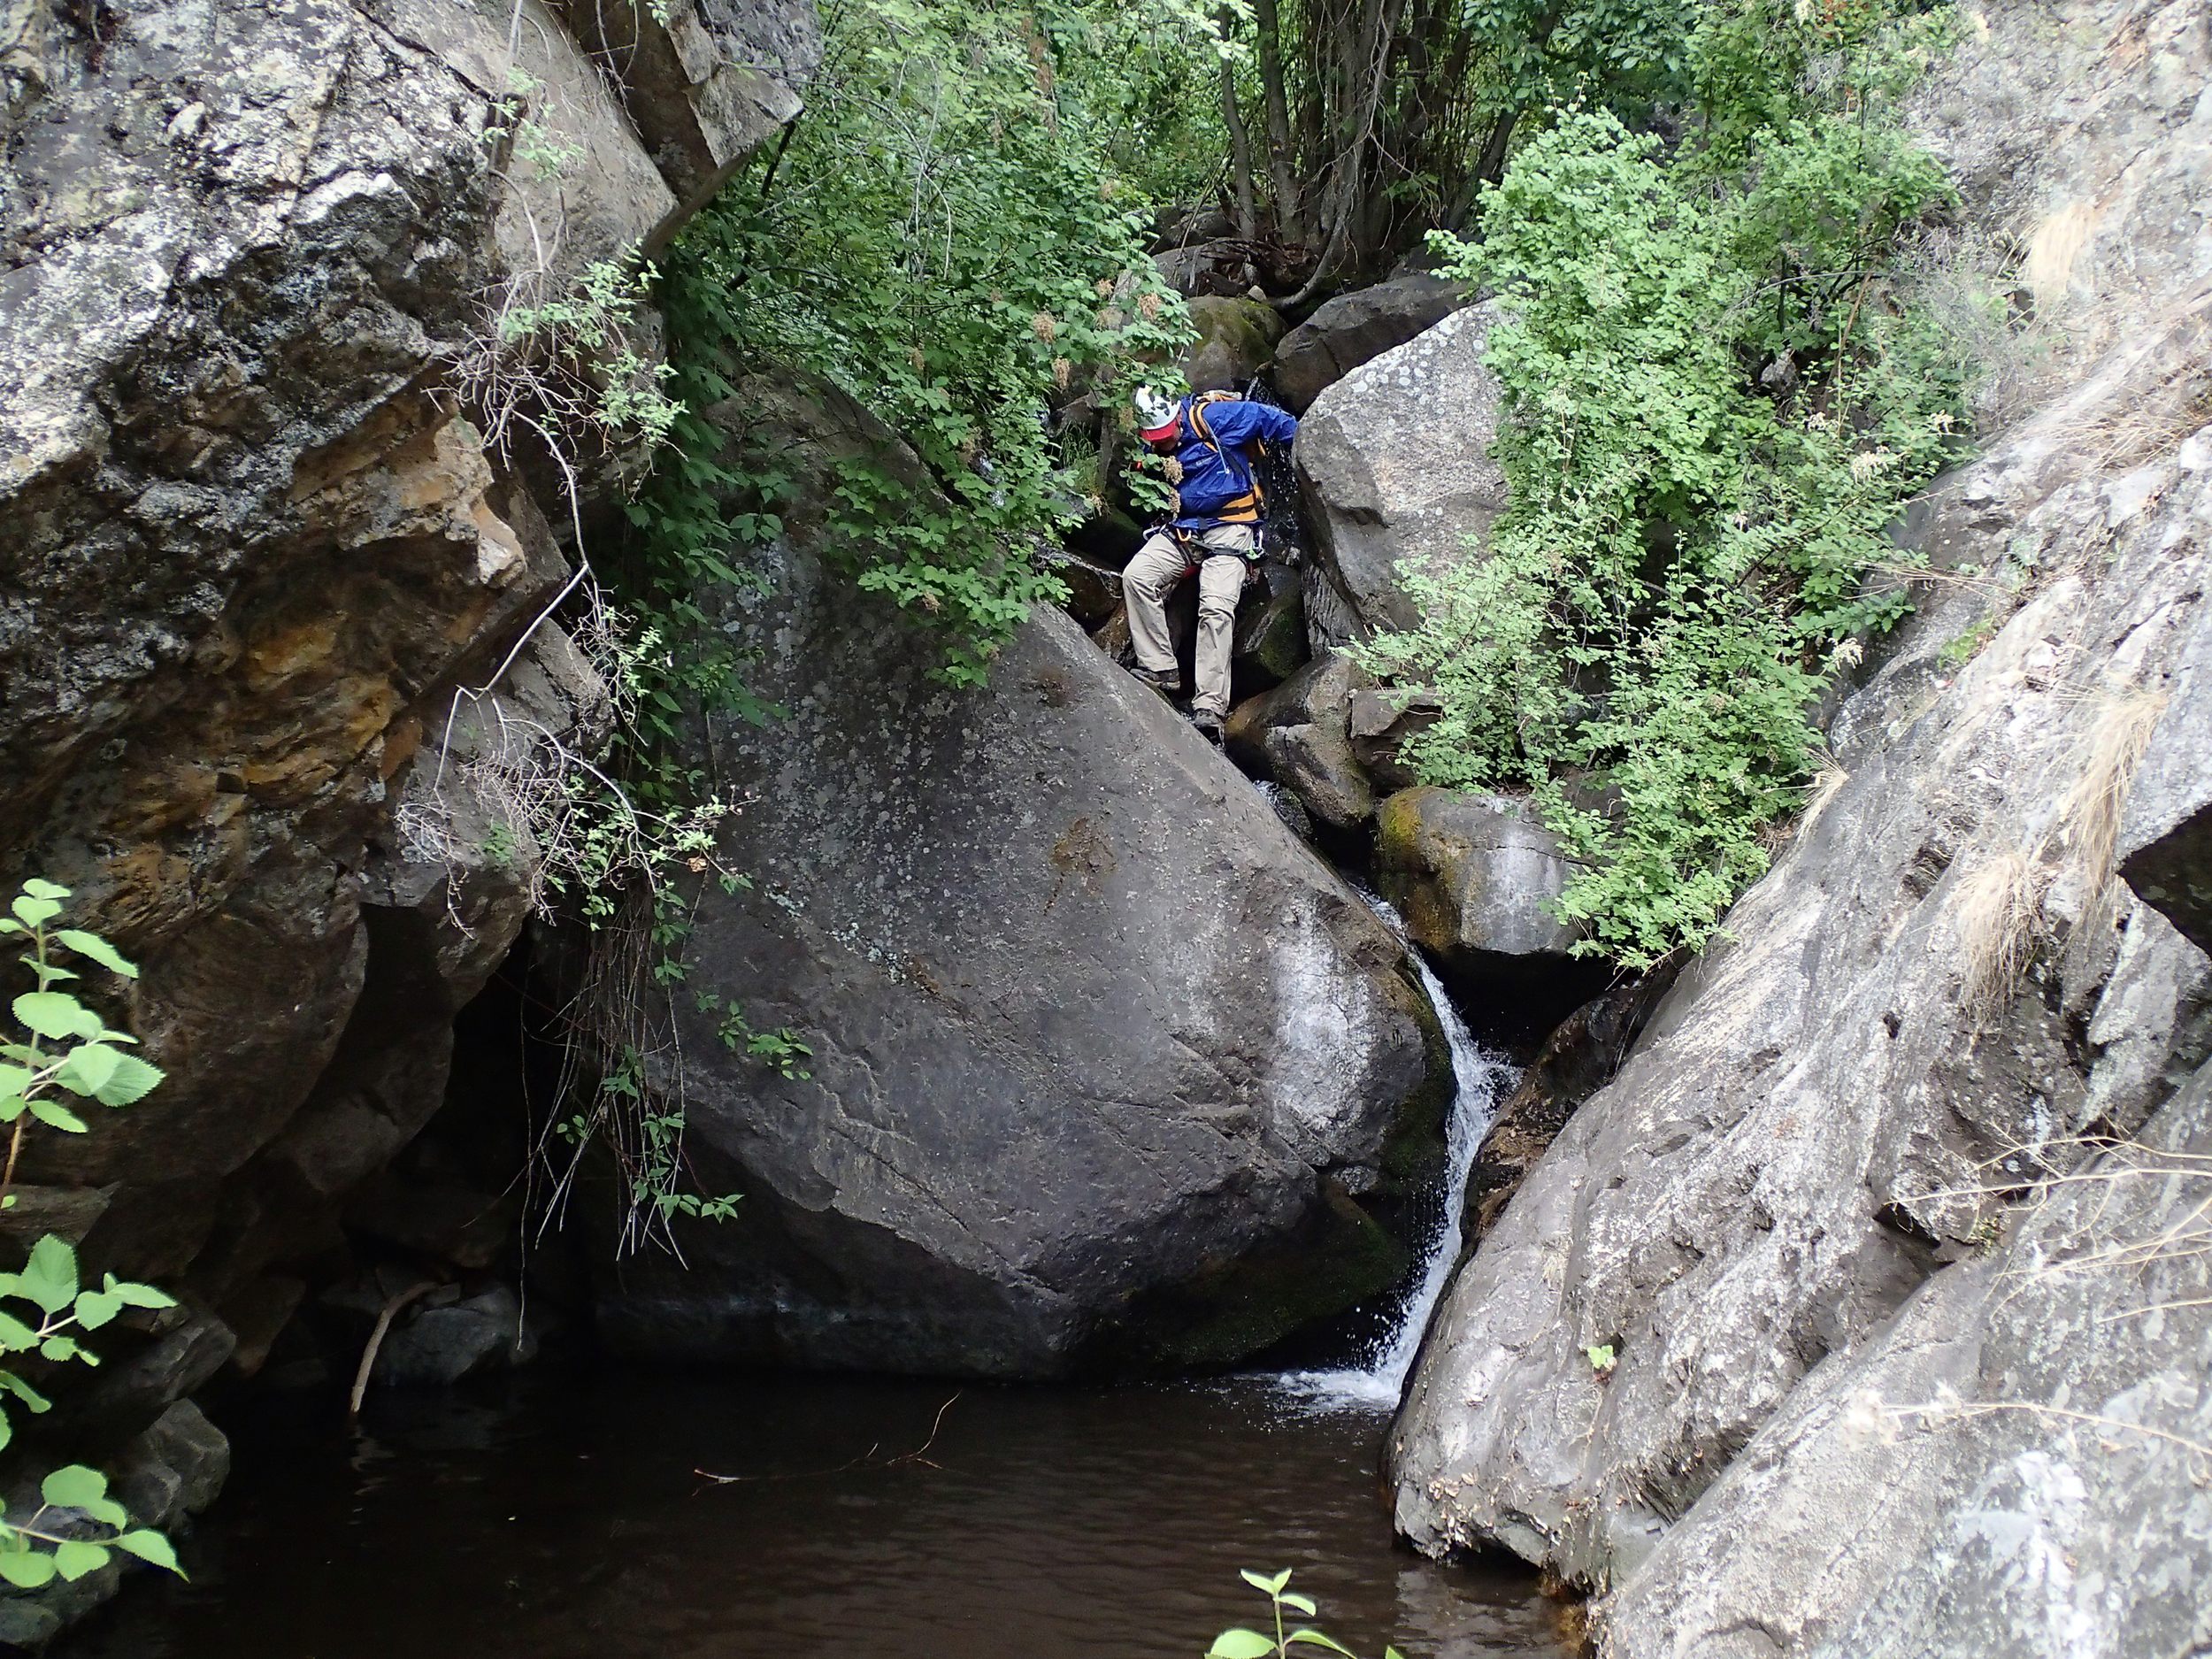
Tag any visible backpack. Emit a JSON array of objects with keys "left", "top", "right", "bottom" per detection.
[{"left": 1185, "top": 391, "right": 1266, "bottom": 526}]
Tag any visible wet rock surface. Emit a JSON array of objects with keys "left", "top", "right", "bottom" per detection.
[
  {"left": 1225, "top": 652, "right": 1374, "bottom": 836},
  {"left": 592, "top": 377, "right": 1449, "bottom": 1379}
]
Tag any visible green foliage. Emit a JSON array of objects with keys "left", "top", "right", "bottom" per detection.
[
  {"left": 628, "top": 0, "right": 1193, "bottom": 689},
  {"left": 0, "top": 1237, "right": 173, "bottom": 1451},
  {"left": 1360, "top": 2, "right": 1976, "bottom": 969},
  {"left": 1208, "top": 1570, "right": 1403, "bottom": 1659},
  {"left": 0, "top": 1462, "right": 182, "bottom": 1588},
  {"left": 0, "top": 881, "right": 165, "bottom": 1184},
  {"left": 695, "top": 991, "right": 812, "bottom": 1081},
  {"left": 0, "top": 885, "right": 180, "bottom": 1583}
]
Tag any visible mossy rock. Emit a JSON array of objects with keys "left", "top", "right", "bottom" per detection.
[{"left": 1183, "top": 296, "right": 1286, "bottom": 391}]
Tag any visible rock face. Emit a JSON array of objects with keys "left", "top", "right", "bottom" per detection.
[
  {"left": 1462, "top": 966, "right": 1678, "bottom": 1246},
  {"left": 0, "top": 0, "right": 812, "bottom": 1274},
  {"left": 1597, "top": 1058, "right": 2212, "bottom": 1659},
  {"left": 1294, "top": 302, "right": 1507, "bottom": 637},
  {"left": 1371, "top": 786, "right": 1612, "bottom": 1041},
  {"left": 1387, "top": 2, "right": 2212, "bottom": 1635},
  {"left": 591, "top": 377, "right": 1449, "bottom": 1379},
  {"left": 0, "top": 0, "right": 817, "bottom": 1590},
  {"left": 1390, "top": 385, "right": 2212, "bottom": 1589},
  {"left": 1374, "top": 788, "right": 1581, "bottom": 963},
  {"left": 1271, "top": 273, "right": 1466, "bottom": 413},
  {"left": 2119, "top": 593, "right": 2212, "bottom": 953}
]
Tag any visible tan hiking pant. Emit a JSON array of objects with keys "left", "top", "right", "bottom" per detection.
[{"left": 1123, "top": 525, "right": 1252, "bottom": 718}]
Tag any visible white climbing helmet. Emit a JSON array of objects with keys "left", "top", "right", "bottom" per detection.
[{"left": 1133, "top": 387, "right": 1181, "bottom": 443}]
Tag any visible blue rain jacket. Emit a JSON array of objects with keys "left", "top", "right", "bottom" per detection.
[{"left": 1167, "top": 397, "right": 1299, "bottom": 532}]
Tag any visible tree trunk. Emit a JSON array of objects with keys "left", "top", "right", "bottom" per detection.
[
  {"left": 1252, "top": 0, "right": 1302, "bottom": 238},
  {"left": 1218, "top": 15, "right": 1258, "bottom": 242}
]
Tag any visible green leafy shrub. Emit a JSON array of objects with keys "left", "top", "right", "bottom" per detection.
[
  {"left": 0, "top": 880, "right": 182, "bottom": 1586},
  {"left": 1207, "top": 1569, "right": 1402, "bottom": 1659},
  {"left": 1357, "top": 0, "right": 1980, "bottom": 969},
  {"left": 626, "top": 0, "right": 1196, "bottom": 692},
  {"left": 0, "top": 879, "right": 165, "bottom": 1185}
]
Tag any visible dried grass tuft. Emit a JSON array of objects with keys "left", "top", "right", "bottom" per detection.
[
  {"left": 1954, "top": 849, "right": 2044, "bottom": 1023},
  {"left": 2057, "top": 686, "right": 2168, "bottom": 922}
]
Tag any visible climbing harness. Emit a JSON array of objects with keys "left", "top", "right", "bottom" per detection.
[{"left": 1147, "top": 391, "right": 1271, "bottom": 565}]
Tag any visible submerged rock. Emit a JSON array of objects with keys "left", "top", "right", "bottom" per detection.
[{"left": 593, "top": 379, "right": 1450, "bottom": 1379}]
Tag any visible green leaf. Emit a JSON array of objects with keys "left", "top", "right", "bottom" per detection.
[
  {"left": 81, "top": 1496, "right": 128, "bottom": 1528},
  {"left": 10, "top": 897, "right": 61, "bottom": 930},
  {"left": 51, "top": 1539, "right": 109, "bottom": 1580},
  {"left": 73, "top": 1290, "right": 121, "bottom": 1330},
  {"left": 1240, "top": 1569, "right": 1293, "bottom": 1594},
  {"left": 104, "top": 1276, "right": 175, "bottom": 1310},
  {"left": 0, "top": 1064, "right": 33, "bottom": 1102},
  {"left": 39, "top": 1335, "right": 79, "bottom": 1362},
  {"left": 1279, "top": 1594, "right": 1317, "bottom": 1617},
  {"left": 1286, "top": 1633, "right": 1358, "bottom": 1656},
  {"left": 0, "top": 1310, "right": 38, "bottom": 1349},
  {"left": 0, "top": 1371, "right": 50, "bottom": 1412},
  {"left": 0, "top": 1549, "right": 54, "bottom": 1588},
  {"left": 23, "top": 1236, "right": 78, "bottom": 1310},
  {"left": 21, "top": 880, "right": 69, "bottom": 902},
  {"left": 28, "top": 1097, "right": 88, "bottom": 1133},
  {"left": 41, "top": 1464, "right": 107, "bottom": 1509},
  {"left": 1208, "top": 1631, "right": 1278, "bottom": 1659},
  {"left": 1586, "top": 1344, "right": 1617, "bottom": 1371},
  {"left": 91, "top": 1053, "right": 164, "bottom": 1108},
  {"left": 115, "top": 1530, "right": 183, "bottom": 1576},
  {"left": 12, "top": 993, "right": 99, "bottom": 1042},
  {"left": 53, "top": 932, "right": 137, "bottom": 979},
  {"left": 56, "top": 1042, "right": 119, "bottom": 1095}
]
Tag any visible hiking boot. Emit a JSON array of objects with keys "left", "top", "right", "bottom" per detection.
[
  {"left": 1190, "top": 710, "right": 1224, "bottom": 744},
  {"left": 1131, "top": 664, "right": 1183, "bottom": 695}
]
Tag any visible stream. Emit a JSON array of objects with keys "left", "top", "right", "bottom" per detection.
[{"left": 58, "top": 902, "right": 1563, "bottom": 1659}]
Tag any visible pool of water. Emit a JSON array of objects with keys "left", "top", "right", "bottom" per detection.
[{"left": 60, "top": 1369, "right": 1569, "bottom": 1659}]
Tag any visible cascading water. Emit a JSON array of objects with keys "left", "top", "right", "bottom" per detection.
[{"left": 1276, "top": 895, "right": 1514, "bottom": 1409}]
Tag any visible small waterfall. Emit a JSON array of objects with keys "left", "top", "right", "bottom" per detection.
[{"left": 1276, "top": 897, "right": 1513, "bottom": 1409}]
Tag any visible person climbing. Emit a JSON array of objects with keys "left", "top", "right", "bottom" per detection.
[{"left": 1123, "top": 386, "right": 1299, "bottom": 741}]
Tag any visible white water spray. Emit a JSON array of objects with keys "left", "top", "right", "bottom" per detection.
[{"left": 1275, "top": 898, "right": 1512, "bottom": 1409}]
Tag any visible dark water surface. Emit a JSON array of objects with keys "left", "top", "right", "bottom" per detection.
[{"left": 63, "top": 1370, "right": 1568, "bottom": 1659}]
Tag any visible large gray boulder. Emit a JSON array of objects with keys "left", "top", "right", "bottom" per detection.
[
  {"left": 1374, "top": 787, "right": 1580, "bottom": 963},
  {"left": 1388, "top": 380, "right": 2212, "bottom": 1593},
  {"left": 1271, "top": 273, "right": 1466, "bottom": 413},
  {"left": 2119, "top": 569, "right": 2212, "bottom": 952},
  {"left": 1597, "top": 1051, "right": 2212, "bottom": 1659},
  {"left": 594, "top": 380, "right": 1449, "bottom": 1379},
  {"left": 1294, "top": 302, "right": 1508, "bottom": 636}
]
